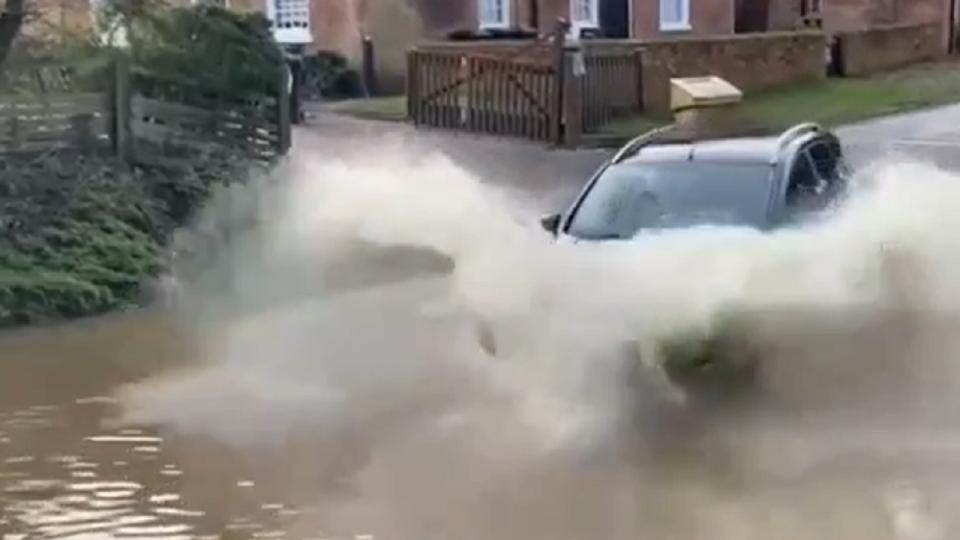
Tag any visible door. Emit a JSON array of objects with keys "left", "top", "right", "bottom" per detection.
[
  {"left": 600, "top": 0, "right": 630, "bottom": 38},
  {"left": 734, "top": 0, "right": 770, "bottom": 33}
]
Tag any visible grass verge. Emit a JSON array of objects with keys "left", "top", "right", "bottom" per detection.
[
  {"left": 325, "top": 96, "right": 408, "bottom": 123},
  {"left": 601, "top": 59, "right": 960, "bottom": 141}
]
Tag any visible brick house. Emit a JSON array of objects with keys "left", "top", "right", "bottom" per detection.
[
  {"left": 743, "top": 0, "right": 952, "bottom": 33},
  {"left": 429, "top": 0, "right": 736, "bottom": 40},
  {"left": 24, "top": 0, "right": 94, "bottom": 36}
]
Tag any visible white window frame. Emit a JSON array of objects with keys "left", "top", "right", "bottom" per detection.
[
  {"left": 569, "top": 0, "right": 599, "bottom": 37},
  {"left": 266, "top": 0, "right": 314, "bottom": 45},
  {"left": 659, "top": 0, "right": 691, "bottom": 32},
  {"left": 479, "top": 0, "right": 510, "bottom": 29}
]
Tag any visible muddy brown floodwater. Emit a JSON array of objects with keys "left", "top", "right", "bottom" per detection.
[
  {"left": 6, "top": 308, "right": 960, "bottom": 540},
  {"left": 0, "top": 311, "right": 322, "bottom": 540},
  {"left": 9, "top": 139, "right": 960, "bottom": 540}
]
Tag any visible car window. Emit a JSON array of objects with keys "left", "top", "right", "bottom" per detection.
[
  {"left": 786, "top": 145, "right": 835, "bottom": 212},
  {"left": 808, "top": 141, "right": 841, "bottom": 181},
  {"left": 565, "top": 161, "right": 774, "bottom": 240}
]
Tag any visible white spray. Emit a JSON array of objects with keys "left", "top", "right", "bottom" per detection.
[{"left": 118, "top": 147, "right": 960, "bottom": 540}]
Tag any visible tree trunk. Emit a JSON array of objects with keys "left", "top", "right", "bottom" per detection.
[{"left": 0, "top": 0, "right": 26, "bottom": 69}]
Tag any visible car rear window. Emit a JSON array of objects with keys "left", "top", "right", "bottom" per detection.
[{"left": 566, "top": 161, "right": 775, "bottom": 240}]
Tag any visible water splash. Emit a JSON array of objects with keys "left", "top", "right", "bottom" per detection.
[{"left": 115, "top": 148, "right": 960, "bottom": 539}]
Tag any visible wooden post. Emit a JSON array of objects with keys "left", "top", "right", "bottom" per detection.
[
  {"left": 406, "top": 49, "right": 418, "bottom": 124},
  {"left": 277, "top": 62, "right": 292, "bottom": 155},
  {"left": 562, "top": 48, "right": 583, "bottom": 148},
  {"left": 9, "top": 115, "right": 20, "bottom": 152},
  {"left": 113, "top": 53, "right": 132, "bottom": 164},
  {"left": 69, "top": 113, "right": 95, "bottom": 154},
  {"left": 550, "top": 18, "right": 569, "bottom": 145},
  {"left": 289, "top": 57, "right": 302, "bottom": 125},
  {"left": 362, "top": 36, "right": 378, "bottom": 97}
]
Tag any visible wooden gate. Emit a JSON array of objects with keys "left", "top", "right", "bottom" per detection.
[
  {"left": 581, "top": 50, "right": 642, "bottom": 133},
  {"left": 407, "top": 50, "right": 560, "bottom": 143}
]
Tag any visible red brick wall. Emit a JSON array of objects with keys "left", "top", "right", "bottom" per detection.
[
  {"left": 633, "top": 0, "right": 735, "bottom": 39},
  {"left": 535, "top": 0, "right": 569, "bottom": 34},
  {"left": 819, "top": 0, "right": 949, "bottom": 32},
  {"left": 766, "top": 0, "right": 802, "bottom": 30},
  {"left": 23, "top": 0, "right": 92, "bottom": 37},
  {"left": 416, "top": 0, "right": 476, "bottom": 35},
  {"left": 636, "top": 30, "right": 826, "bottom": 113},
  {"left": 836, "top": 22, "right": 944, "bottom": 75}
]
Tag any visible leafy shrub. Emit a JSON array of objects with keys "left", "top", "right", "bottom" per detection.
[
  {"left": 129, "top": 5, "right": 283, "bottom": 96},
  {"left": 0, "top": 149, "right": 248, "bottom": 328}
]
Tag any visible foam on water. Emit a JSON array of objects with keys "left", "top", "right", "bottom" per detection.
[{"left": 116, "top": 149, "right": 960, "bottom": 539}]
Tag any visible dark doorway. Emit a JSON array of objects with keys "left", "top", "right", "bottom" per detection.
[
  {"left": 735, "top": 0, "right": 771, "bottom": 33},
  {"left": 529, "top": 0, "right": 539, "bottom": 31},
  {"left": 600, "top": 0, "right": 630, "bottom": 38}
]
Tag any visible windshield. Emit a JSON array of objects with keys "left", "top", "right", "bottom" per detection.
[{"left": 565, "top": 161, "right": 775, "bottom": 240}]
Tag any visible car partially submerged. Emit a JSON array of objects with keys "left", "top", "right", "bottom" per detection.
[
  {"left": 540, "top": 122, "right": 849, "bottom": 240},
  {"left": 487, "top": 123, "right": 853, "bottom": 402}
]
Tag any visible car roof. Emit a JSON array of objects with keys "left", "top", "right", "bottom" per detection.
[
  {"left": 612, "top": 123, "right": 830, "bottom": 167},
  {"left": 625, "top": 137, "right": 780, "bottom": 165}
]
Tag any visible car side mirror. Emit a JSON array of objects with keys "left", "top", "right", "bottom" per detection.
[{"left": 540, "top": 213, "right": 561, "bottom": 234}]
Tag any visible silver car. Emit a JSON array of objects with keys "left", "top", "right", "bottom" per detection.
[
  {"left": 493, "top": 123, "right": 852, "bottom": 402},
  {"left": 540, "top": 123, "right": 849, "bottom": 240}
]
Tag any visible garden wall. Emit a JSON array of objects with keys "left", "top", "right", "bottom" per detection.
[{"left": 834, "top": 22, "right": 943, "bottom": 77}]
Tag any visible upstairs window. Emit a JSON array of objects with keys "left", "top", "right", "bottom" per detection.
[
  {"left": 267, "top": 0, "right": 312, "bottom": 44},
  {"left": 480, "top": 0, "right": 509, "bottom": 28},
  {"left": 571, "top": 0, "right": 599, "bottom": 26},
  {"left": 660, "top": 0, "right": 690, "bottom": 31}
]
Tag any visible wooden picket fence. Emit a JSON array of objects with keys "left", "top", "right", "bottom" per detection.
[
  {"left": 407, "top": 51, "right": 560, "bottom": 142},
  {"left": 0, "top": 55, "right": 292, "bottom": 163},
  {"left": 126, "top": 62, "right": 291, "bottom": 165},
  {"left": 580, "top": 51, "right": 642, "bottom": 133},
  {"left": 407, "top": 39, "right": 642, "bottom": 146},
  {"left": 0, "top": 92, "right": 111, "bottom": 154}
]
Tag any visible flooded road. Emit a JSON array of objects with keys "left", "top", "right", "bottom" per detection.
[
  {"left": 8, "top": 119, "right": 960, "bottom": 539},
  {"left": 6, "top": 309, "right": 960, "bottom": 540},
  {"left": 0, "top": 314, "right": 310, "bottom": 539}
]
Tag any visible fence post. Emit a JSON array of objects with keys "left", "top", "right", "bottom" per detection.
[
  {"left": 10, "top": 116, "right": 21, "bottom": 151},
  {"left": 70, "top": 113, "right": 95, "bottom": 154},
  {"left": 277, "top": 62, "right": 292, "bottom": 155},
  {"left": 406, "top": 49, "right": 418, "bottom": 124},
  {"left": 635, "top": 49, "right": 645, "bottom": 112},
  {"left": 362, "top": 36, "right": 378, "bottom": 97},
  {"left": 289, "top": 56, "right": 302, "bottom": 125},
  {"left": 112, "top": 53, "right": 132, "bottom": 164},
  {"left": 550, "top": 18, "right": 569, "bottom": 145},
  {"left": 562, "top": 48, "right": 583, "bottom": 148}
]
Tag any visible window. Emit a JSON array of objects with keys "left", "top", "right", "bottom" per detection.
[
  {"left": 801, "top": 0, "right": 822, "bottom": 16},
  {"left": 267, "top": 0, "right": 312, "bottom": 44},
  {"left": 480, "top": 0, "right": 509, "bottom": 28},
  {"left": 565, "top": 161, "right": 774, "bottom": 240},
  {"left": 660, "top": 0, "right": 690, "bottom": 31},
  {"left": 569, "top": 0, "right": 599, "bottom": 35},
  {"left": 786, "top": 143, "right": 842, "bottom": 214},
  {"left": 571, "top": 0, "right": 599, "bottom": 26}
]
